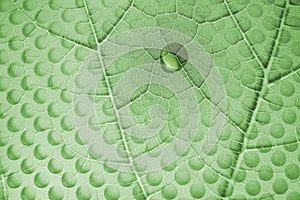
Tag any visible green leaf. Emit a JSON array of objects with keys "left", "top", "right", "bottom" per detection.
[{"left": 0, "top": 0, "right": 300, "bottom": 199}]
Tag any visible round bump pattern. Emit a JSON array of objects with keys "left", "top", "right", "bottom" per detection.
[{"left": 0, "top": 0, "right": 299, "bottom": 199}]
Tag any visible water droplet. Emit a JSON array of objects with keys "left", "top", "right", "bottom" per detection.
[{"left": 160, "top": 43, "right": 187, "bottom": 72}]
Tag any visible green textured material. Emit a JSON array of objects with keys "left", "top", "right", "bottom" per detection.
[{"left": 0, "top": 0, "right": 300, "bottom": 200}]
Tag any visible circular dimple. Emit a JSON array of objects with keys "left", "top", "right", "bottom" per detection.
[
  {"left": 7, "top": 117, "right": 22, "bottom": 133},
  {"left": 279, "top": 56, "right": 293, "bottom": 70},
  {"left": 34, "top": 61, "right": 53, "bottom": 77},
  {"left": 284, "top": 139, "right": 298, "bottom": 152},
  {"left": 7, "top": 144, "right": 22, "bottom": 160},
  {"left": 161, "top": 185, "right": 177, "bottom": 200},
  {"left": 247, "top": 4, "right": 263, "bottom": 18},
  {"left": 75, "top": 158, "right": 91, "bottom": 173},
  {"left": 33, "top": 116, "right": 53, "bottom": 132},
  {"left": 74, "top": 101, "right": 90, "bottom": 117},
  {"left": 62, "top": 172, "right": 77, "bottom": 188},
  {"left": 271, "top": 150, "right": 286, "bottom": 166},
  {"left": 268, "top": 95, "right": 283, "bottom": 111},
  {"left": 285, "top": 163, "right": 300, "bottom": 180},
  {"left": 47, "top": 102, "right": 61, "bottom": 118},
  {"left": 23, "top": 0, "right": 37, "bottom": 11},
  {"left": 61, "top": 9, "right": 76, "bottom": 22},
  {"left": 118, "top": 172, "right": 135, "bottom": 187},
  {"left": 272, "top": 178, "right": 288, "bottom": 194},
  {"left": 75, "top": 21, "right": 90, "bottom": 35},
  {"left": 76, "top": 186, "right": 92, "bottom": 200},
  {"left": 203, "top": 169, "right": 218, "bottom": 184},
  {"left": 246, "top": 180, "right": 261, "bottom": 196},
  {"left": 48, "top": 158, "right": 63, "bottom": 174},
  {"left": 47, "top": 131, "right": 62, "bottom": 146},
  {"left": 146, "top": 172, "right": 162, "bottom": 186},
  {"left": 33, "top": 88, "right": 47, "bottom": 104},
  {"left": 34, "top": 144, "right": 51, "bottom": 160},
  {"left": 61, "top": 145, "right": 75, "bottom": 160},
  {"left": 258, "top": 165, "right": 273, "bottom": 181},
  {"left": 175, "top": 170, "right": 191, "bottom": 185},
  {"left": 287, "top": 192, "right": 300, "bottom": 200},
  {"left": 48, "top": 187, "right": 64, "bottom": 200},
  {"left": 34, "top": 171, "right": 49, "bottom": 188},
  {"left": 217, "top": 152, "right": 233, "bottom": 169},
  {"left": 104, "top": 186, "right": 120, "bottom": 200},
  {"left": 219, "top": 126, "right": 231, "bottom": 141},
  {"left": 270, "top": 123, "right": 284, "bottom": 138},
  {"left": 228, "top": 83, "right": 243, "bottom": 99},
  {"left": 280, "top": 81, "right": 295, "bottom": 97},
  {"left": 188, "top": 157, "right": 204, "bottom": 170},
  {"left": 61, "top": 115, "right": 74, "bottom": 131},
  {"left": 48, "top": 48, "right": 64, "bottom": 63},
  {"left": 9, "top": 10, "right": 26, "bottom": 25},
  {"left": 0, "top": 50, "right": 9, "bottom": 64},
  {"left": 190, "top": 183, "right": 206, "bottom": 199},
  {"left": 61, "top": 60, "right": 79, "bottom": 75},
  {"left": 21, "top": 131, "right": 35, "bottom": 146},
  {"left": 61, "top": 39, "right": 74, "bottom": 49},
  {"left": 8, "top": 62, "right": 24, "bottom": 78},
  {"left": 255, "top": 111, "right": 271, "bottom": 124},
  {"left": 21, "top": 187, "right": 37, "bottom": 200},
  {"left": 8, "top": 36, "right": 23, "bottom": 51},
  {"left": 21, "top": 158, "right": 35, "bottom": 174},
  {"left": 22, "top": 23, "right": 36, "bottom": 37},
  {"left": 7, "top": 173, "right": 22, "bottom": 188},
  {"left": 282, "top": 109, "right": 297, "bottom": 124},
  {"left": 244, "top": 151, "right": 259, "bottom": 168},
  {"left": 0, "top": 23, "right": 11, "bottom": 38},
  {"left": 235, "top": 170, "right": 246, "bottom": 182},
  {"left": 89, "top": 171, "right": 105, "bottom": 187},
  {"left": 49, "top": 0, "right": 59, "bottom": 10},
  {"left": 74, "top": 47, "right": 90, "bottom": 62},
  {"left": 161, "top": 163, "right": 176, "bottom": 172},
  {"left": 61, "top": 89, "right": 72, "bottom": 103},
  {"left": 34, "top": 34, "right": 48, "bottom": 50},
  {"left": 7, "top": 89, "right": 23, "bottom": 105},
  {"left": 291, "top": 42, "right": 300, "bottom": 56}
]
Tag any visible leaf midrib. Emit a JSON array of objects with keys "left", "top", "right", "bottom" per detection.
[
  {"left": 222, "top": 0, "right": 290, "bottom": 198},
  {"left": 82, "top": 0, "right": 148, "bottom": 198}
]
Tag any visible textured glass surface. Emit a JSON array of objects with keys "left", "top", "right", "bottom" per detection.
[{"left": 0, "top": 0, "right": 300, "bottom": 199}]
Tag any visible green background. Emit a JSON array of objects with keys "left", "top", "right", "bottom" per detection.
[{"left": 0, "top": 0, "right": 300, "bottom": 199}]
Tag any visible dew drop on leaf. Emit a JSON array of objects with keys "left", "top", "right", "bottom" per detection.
[{"left": 160, "top": 43, "right": 187, "bottom": 72}]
